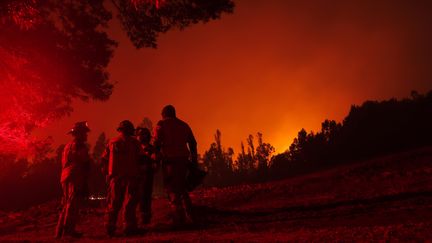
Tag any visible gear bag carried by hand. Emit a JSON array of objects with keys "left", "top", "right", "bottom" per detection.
[{"left": 186, "top": 163, "right": 207, "bottom": 192}]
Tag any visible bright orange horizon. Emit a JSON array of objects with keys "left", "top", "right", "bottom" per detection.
[{"left": 35, "top": 0, "right": 432, "bottom": 154}]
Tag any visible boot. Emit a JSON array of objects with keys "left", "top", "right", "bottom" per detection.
[
  {"left": 106, "top": 226, "right": 116, "bottom": 237},
  {"left": 63, "top": 229, "right": 83, "bottom": 238}
]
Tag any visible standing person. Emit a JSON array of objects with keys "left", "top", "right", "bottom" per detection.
[
  {"left": 55, "top": 121, "right": 91, "bottom": 238},
  {"left": 153, "top": 105, "right": 198, "bottom": 227},
  {"left": 135, "top": 127, "right": 159, "bottom": 225},
  {"left": 101, "top": 120, "right": 142, "bottom": 236}
]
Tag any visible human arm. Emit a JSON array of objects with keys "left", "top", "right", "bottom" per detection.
[
  {"left": 100, "top": 143, "right": 110, "bottom": 176},
  {"left": 187, "top": 126, "right": 198, "bottom": 165}
]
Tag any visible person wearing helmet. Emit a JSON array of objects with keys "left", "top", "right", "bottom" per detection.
[
  {"left": 153, "top": 105, "right": 198, "bottom": 227},
  {"left": 101, "top": 120, "right": 143, "bottom": 236},
  {"left": 135, "top": 127, "right": 159, "bottom": 225},
  {"left": 55, "top": 121, "right": 91, "bottom": 238}
]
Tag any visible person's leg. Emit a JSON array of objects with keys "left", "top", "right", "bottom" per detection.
[
  {"left": 138, "top": 177, "right": 146, "bottom": 224},
  {"left": 105, "top": 177, "right": 125, "bottom": 236},
  {"left": 140, "top": 172, "right": 154, "bottom": 224},
  {"left": 124, "top": 178, "right": 140, "bottom": 234},
  {"left": 169, "top": 191, "right": 186, "bottom": 225},
  {"left": 182, "top": 191, "right": 194, "bottom": 222},
  {"left": 55, "top": 182, "right": 68, "bottom": 238},
  {"left": 62, "top": 182, "right": 81, "bottom": 236},
  {"left": 164, "top": 159, "right": 188, "bottom": 226}
]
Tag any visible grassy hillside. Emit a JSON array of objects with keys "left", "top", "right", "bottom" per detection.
[{"left": 1, "top": 146, "right": 431, "bottom": 241}]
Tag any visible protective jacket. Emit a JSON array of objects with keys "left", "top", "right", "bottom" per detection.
[
  {"left": 60, "top": 141, "right": 91, "bottom": 183},
  {"left": 153, "top": 117, "right": 197, "bottom": 160},
  {"left": 102, "top": 134, "right": 142, "bottom": 178}
]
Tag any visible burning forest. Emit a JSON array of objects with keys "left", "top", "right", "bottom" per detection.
[{"left": 0, "top": 0, "right": 432, "bottom": 241}]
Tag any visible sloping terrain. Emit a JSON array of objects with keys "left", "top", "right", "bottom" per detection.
[{"left": 1, "top": 147, "right": 432, "bottom": 242}]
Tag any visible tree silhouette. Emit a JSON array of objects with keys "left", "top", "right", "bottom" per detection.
[
  {"left": 138, "top": 117, "right": 153, "bottom": 133},
  {"left": 0, "top": 142, "right": 61, "bottom": 210},
  {"left": 90, "top": 132, "right": 108, "bottom": 195},
  {"left": 113, "top": 0, "right": 235, "bottom": 48},
  {"left": 0, "top": 0, "right": 234, "bottom": 153},
  {"left": 255, "top": 132, "right": 274, "bottom": 173},
  {"left": 269, "top": 90, "right": 432, "bottom": 180},
  {"left": 93, "top": 133, "right": 108, "bottom": 163},
  {"left": 202, "top": 129, "right": 235, "bottom": 186},
  {"left": 236, "top": 141, "right": 249, "bottom": 173},
  {"left": 246, "top": 134, "right": 255, "bottom": 170}
]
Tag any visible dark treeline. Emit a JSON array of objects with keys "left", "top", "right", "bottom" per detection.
[
  {"left": 202, "top": 90, "right": 432, "bottom": 186},
  {"left": 201, "top": 130, "right": 275, "bottom": 186},
  {"left": 0, "top": 138, "right": 108, "bottom": 210},
  {"left": 0, "top": 140, "right": 62, "bottom": 210},
  {"left": 271, "top": 90, "right": 432, "bottom": 178},
  {"left": 0, "top": 90, "right": 431, "bottom": 210}
]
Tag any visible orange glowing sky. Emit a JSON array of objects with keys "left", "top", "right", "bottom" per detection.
[{"left": 36, "top": 0, "right": 432, "bottom": 154}]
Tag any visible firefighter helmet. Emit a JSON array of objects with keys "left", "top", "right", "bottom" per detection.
[
  {"left": 68, "top": 121, "right": 90, "bottom": 135},
  {"left": 117, "top": 120, "right": 135, "bottom": 135}
]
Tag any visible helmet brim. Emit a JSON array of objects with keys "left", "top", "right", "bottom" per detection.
[{"left": 68, "top": 127, "right": 90, "bottom": 135}]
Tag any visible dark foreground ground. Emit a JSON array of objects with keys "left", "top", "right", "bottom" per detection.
[{"left": 1, "top": 147, "right": 432, "bottom": 242}]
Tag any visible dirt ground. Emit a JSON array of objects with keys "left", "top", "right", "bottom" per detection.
[{"left": 1, "top": 147, "right": 432, "bottom": 242}]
